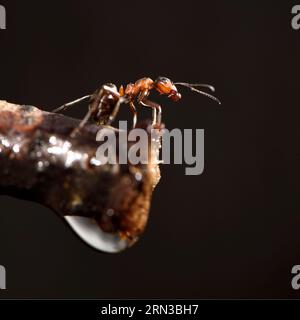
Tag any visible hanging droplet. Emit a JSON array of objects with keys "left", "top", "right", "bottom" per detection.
[{"left": 65, "top": 216, "right": 129, "bottom": 253}]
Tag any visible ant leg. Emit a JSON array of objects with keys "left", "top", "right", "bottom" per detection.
[
  {"left": 52, "top": 95, "right": 91, "bottom": 113},
  {"left": 139, "top": 100, "right": 157, "bottom": 125},
  {"left": 70, "top": 106, "right": 96, "bottom": 138},
  {"left": 137, "top": 90, "right": 161, "bottom": 125},
  {"left": 143, "top": 100, "right": 161, "bottom": 124},
  {"left": 138, "top": 93, "right": 161, "bottom": 125},
  {"left": 129, "top": 102, "right": 137, "bottom": 129},
  {"left": 107, "top": 97, "right": 124, "bottom": 126}
]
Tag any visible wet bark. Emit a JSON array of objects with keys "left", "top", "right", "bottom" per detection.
[{"left": 0, "top": 100, "right": 161, "bottom": 243}]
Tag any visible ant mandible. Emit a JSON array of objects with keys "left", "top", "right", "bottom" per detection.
[{"left": 52, "top": 76, "right": 221, "bottom": 135}]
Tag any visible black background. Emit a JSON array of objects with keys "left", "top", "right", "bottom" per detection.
[{"left": 0, "top": 0, "right": 299, "bottom": 299}]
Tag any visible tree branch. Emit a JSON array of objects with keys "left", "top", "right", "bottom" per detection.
[{"left": 0, "top": 100, "right": 161, "bottom": 252}]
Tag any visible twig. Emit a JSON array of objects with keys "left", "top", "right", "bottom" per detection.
[{"left": 0, "top": 100, "right": 161, "bottom": 252}]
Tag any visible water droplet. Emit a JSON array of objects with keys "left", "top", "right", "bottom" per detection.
[
  {"left": 106, "top": 209, "right": 114, "bottom": 217},
  {"left": 90, "top": 158, "right": 102, "bottom": 166},
  {"left": 65, "top": 216, "right": 129, "bottom": 253},
  {"left": 37, "top": 161, "right": 49, "bottom": 172},
  {"left": 135, "top": 172, "right": 143, "bottom": 181},
  {"left": 49, "top": 136, "right": 57, "bottom": 145},
  {"left": 12, "top": 144, "right": 20, "bottom": 153},
  {"left": 37, "top": 161, "right": 44, "bottom": 170},
  {"left": 1, "top": 139, "right": 10, "bottom": 148},
  {"left": 65, "top": 150, "right": 83, "bottom": 167}
]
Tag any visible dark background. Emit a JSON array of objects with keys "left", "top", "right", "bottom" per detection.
[{"left": 0, "top": 0, "right": 299, "bottom": 298}]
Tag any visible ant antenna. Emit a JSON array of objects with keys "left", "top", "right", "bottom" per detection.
[
  {"left": 174, "top": 82, "right": 221, "bottom": 105},
  {"left": 175, "top": 82, "right": 215, "bottom": 92}
]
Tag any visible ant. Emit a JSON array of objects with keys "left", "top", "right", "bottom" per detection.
[{"left": 52, "top": 77, "right": 221, "bottom": 136}]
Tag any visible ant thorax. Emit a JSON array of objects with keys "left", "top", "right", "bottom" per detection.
[{"left": 125, "top": 78, "right": 154, "bottom": 99}]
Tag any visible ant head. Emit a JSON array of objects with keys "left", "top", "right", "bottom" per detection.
[{"left": 154, "top": 77, "right": 182, "bottom": 102}]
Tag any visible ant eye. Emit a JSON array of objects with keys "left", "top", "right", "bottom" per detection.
[{"left": 157, "top": 77, "right": 170, "bottom": 84}]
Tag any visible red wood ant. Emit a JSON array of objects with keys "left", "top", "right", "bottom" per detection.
[{"left": 53, "top": 77, "right": 221, "bottom": 135}]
